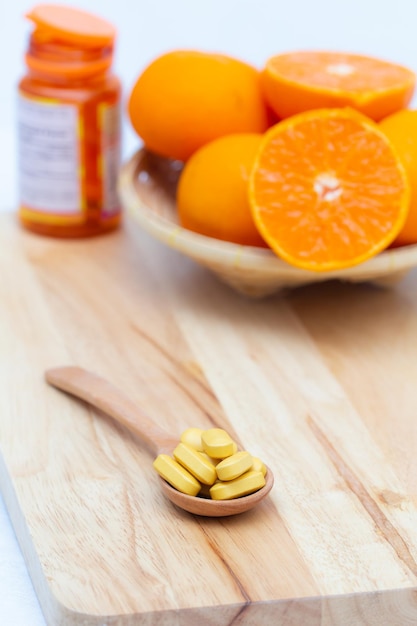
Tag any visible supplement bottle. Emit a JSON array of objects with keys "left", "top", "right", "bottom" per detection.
[{"left": 18, "top": 5, "right": 122, "bottom": 237}]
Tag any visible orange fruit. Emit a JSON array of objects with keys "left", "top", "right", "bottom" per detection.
[
  {"left": 128, "top": 50, "right": 269, "bottom": 162},
  {"left": 177, "top": 133, "right": 268, "bottom": 247},
  {"left": 249, "top": 108, "right": 410, "bottom": 271},
  {"left": 261, "top": 51, "right": 415, "bottom": 121},
  {"left": 380, "top": 110, "right": 417, "bottom": 246}
]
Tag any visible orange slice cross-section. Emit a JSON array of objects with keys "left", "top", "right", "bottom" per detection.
[
  {"left": 249, "top": 108, "right": 410, "bottom": 271},
  {"left": 262, "top": 51, "right": 415, "bottom": 121}
]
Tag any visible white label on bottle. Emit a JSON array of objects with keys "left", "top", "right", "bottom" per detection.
[
  {"left": 100, "top": 102, "right": 121, "bottom": 216},
  {"left": 18, "top": 95, "right": 81, "bottom": 214}
]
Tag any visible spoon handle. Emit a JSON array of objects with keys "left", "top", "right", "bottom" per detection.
[{"left": 45, "top": 366, "right": 177, "bottom": 457}]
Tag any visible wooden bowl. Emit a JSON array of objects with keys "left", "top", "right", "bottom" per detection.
[{"left": 118, "top": 148, "right": 417, "bottom": 298}]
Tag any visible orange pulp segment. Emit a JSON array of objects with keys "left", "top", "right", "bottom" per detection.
[
  {"left": 249, "top": 108, "right": 410, "bottom": 271},
  {"left": 262, "top": 51, "right": 416, "bottom": 121}
]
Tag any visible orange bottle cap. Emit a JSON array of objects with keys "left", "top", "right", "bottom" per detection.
[{"left": 26, "top": 4, "right": 116, "bottom": 47}]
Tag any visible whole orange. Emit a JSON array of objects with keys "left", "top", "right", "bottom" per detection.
[
  {"left": 177, "top": 133, "right": 268, "bottom": 247},
  {"left": 128, "top": 50, "right": 269, "bottom": 162},
  {"left": 380, "top": 110, "right": 417, "bottom": 245}
]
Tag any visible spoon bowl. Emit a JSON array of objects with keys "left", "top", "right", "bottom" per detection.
[
  {"left": 158, "top": 470, "right": 274, "bottom": 517},
  {"left": 45, "top": 366, "right": 274, "bottom": 517}
]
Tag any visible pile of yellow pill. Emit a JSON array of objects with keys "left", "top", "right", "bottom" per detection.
[{"left": 153, "top": 427, "right": 267, "bottom": 500}]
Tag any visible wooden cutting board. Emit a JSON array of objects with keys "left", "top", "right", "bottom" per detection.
[{"left": 2, "top": 213, "right": 417, "bottom": 625}]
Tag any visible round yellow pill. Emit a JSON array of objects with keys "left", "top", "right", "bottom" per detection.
[
  {"left": 209, "top": 470, "right": 265, "bottom": 500},
  {"left": 201, "top": 428, "right": 236, "bottom": 459},
  {"left": 180, "top": 427, "right": 204, "bottom": 451},
  {"left": 216, "top": 451, "right": 253, "bottom": 481},
  {"left": 251, "top": 456, "right": 267, "bottom": 476},
  {"left": 153, "top": 454, "right": 201, "bottom": 496},
  {"left": 173, "top": 442, "right": 217, "bottom": 485}
]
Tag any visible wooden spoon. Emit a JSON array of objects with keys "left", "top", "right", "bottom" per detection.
[{"left": 45, "top": 366, "right": 274, "bottom": 517}]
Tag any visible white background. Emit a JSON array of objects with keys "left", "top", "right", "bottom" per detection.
[{"left": 1, "top": 0, "right": 417, "bottom": 623}]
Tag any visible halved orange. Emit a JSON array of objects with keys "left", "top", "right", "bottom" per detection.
[
  {"left": 249, "top": 108, "right": 410, "bottom": 271},
  {"left": 262, "top": 51, "right": 416, "bottom": 121}
]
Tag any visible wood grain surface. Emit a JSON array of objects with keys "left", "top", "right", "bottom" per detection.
[{"left": 1, "top": 214, "right": 417, "bottom": 624}]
